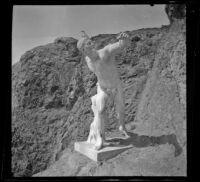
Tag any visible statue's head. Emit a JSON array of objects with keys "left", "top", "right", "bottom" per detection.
[{"left": 77, "top": 31, "right": 95, "bottom": 55}]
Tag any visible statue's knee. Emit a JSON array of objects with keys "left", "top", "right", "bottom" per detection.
[
  {"left": 96, "top": 93, "right": 108, "bottom": 113},
  {"left": 91, "top": 95, "right": 97, "bottom": 105},
  {"left": 91, "top": 95, "right": 98, "bottom": 112}
]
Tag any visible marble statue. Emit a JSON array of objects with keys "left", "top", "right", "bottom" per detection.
[{"left": 77, "top": 30, "right": 131, "bottom": 150}]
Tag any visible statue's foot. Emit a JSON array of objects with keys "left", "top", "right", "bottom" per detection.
[
  {"left": 94, "top": 145, "right": 102, "bottom": 150},
  {"left": 93, "top": 138, "right": 103, "bottom": 150},
  {"left": 119, "top": 125, "right": 130, "bottom": 139}
]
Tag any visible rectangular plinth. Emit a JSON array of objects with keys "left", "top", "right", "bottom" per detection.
[{"left": 74, "top": 141, "right": 133, "bottom": 162}]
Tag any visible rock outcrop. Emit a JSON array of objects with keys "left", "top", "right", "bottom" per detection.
[
  {"left": 165, "top": 4, "right": 186, "bottom": 24},
  {"left": 12, "top": 4, "right": 186, "bottom": 176}
]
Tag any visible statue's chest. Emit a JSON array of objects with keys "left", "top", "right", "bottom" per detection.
[{"left": 85, "top": 54, "right": 114, "bottom": 74}]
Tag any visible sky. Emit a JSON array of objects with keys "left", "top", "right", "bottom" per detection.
[{"left": 12, "top": 5, "right": 169, "bottom": 65}]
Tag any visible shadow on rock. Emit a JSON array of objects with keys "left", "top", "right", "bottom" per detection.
[{"left": 106, "top": 132, "right": 182, "bottom": 157}]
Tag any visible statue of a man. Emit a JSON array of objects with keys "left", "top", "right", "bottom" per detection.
[{"left": 77, "top": 31, "right": 131, "bottom": 150}]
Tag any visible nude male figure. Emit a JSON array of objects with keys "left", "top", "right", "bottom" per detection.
[{"left": 77, "top": 31, "right": 131, "bottom": 150}]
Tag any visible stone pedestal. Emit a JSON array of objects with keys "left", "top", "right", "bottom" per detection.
[{"left": 74, "top": 140, "right": 133, "bottom": 162}]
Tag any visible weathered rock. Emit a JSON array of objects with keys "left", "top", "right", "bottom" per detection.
[
  {"left": 12, "top": 38, "right": 84, "bottom": 176},
  {"left": 165, "top": 4, "right": 186, "bottom": 24},
  {"left": 135, "top": 20, "right": 186, "bottom": 149},
  {"left": 33, "top": 143, "right": 186, "bottom": 176}
]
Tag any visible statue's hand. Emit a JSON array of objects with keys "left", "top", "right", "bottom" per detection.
[
  {"left": 80, "top": 30, "right": 90, "bottom": 39},
  {"left": 116, "top": 32, "right": 130, "bottom": 40}
]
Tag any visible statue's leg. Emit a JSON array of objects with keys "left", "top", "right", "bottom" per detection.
[
  {"left": 115, "top": 85, "right": 130, "bottom": 138},
  {"left": 87, "top": 86, "right": 108, "bottom": 150},
  {"left": 87, "top": 95, "right": 100, "bottom": 145}
]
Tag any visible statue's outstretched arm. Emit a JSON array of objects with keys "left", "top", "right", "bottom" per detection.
[{"left": 103, "top": 32, "right": 131, "bottom": 55}]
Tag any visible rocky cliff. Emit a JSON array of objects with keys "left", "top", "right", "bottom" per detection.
[{"left": 12, "top": 5, "right": 186, "bottom": 176}]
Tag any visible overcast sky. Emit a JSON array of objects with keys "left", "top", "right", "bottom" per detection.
[{"left": 12, "top": 5, "right": 169, "bottom": 65}]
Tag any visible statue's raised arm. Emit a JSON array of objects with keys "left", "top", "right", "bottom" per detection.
[
  {"left": 77, "top": 30, "right": 99, "bottom": 62},
  {"left": 103, "top": 32, "right": 131, "bottom": 55},
  {"left": 77, "top": 31, "right": 91, "bottom": 53}
]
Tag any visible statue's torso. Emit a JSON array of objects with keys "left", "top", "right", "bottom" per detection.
[{"left": 85, "top": 49, "right": 121, "bottom": 89}]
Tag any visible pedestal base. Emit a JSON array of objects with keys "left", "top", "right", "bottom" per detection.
[{"left": 74, "top": 140, "right": 133, "bottom": 162}]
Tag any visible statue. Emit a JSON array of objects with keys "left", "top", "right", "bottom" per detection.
[{"left": 77, "top": 31, "right": 131, "bottom": 150}]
